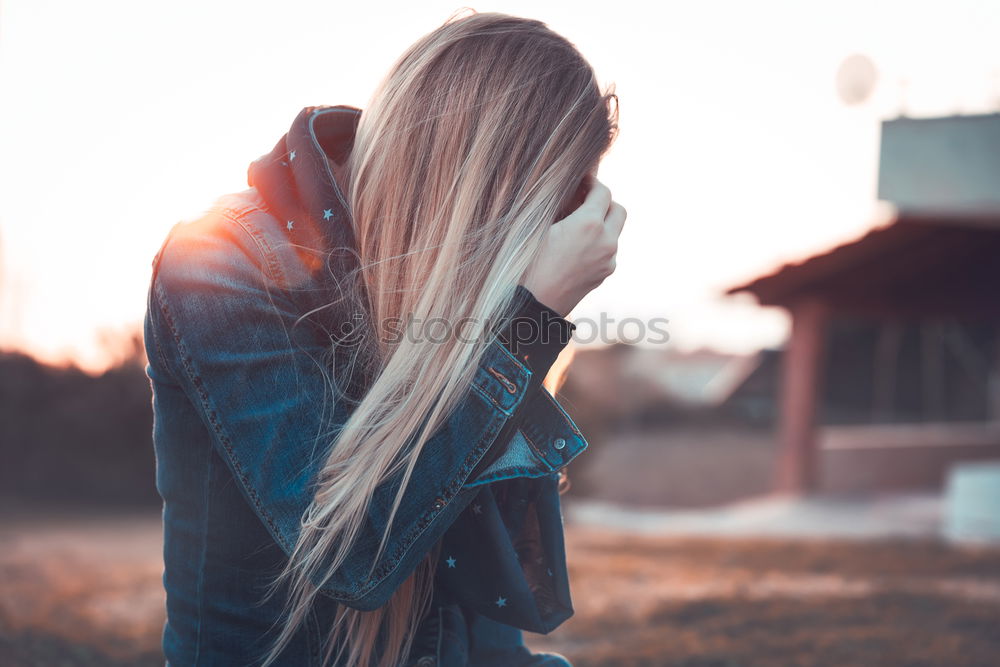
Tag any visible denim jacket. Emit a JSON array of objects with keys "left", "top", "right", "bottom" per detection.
[{"left": 143, "top": 105, "right": 587, "bottom": 665}]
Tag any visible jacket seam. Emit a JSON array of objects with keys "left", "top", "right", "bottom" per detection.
[
  {"left": 145, "top": 285, "right": 173, "bottom": 377},
  {"left": 540, "top": 389, "right": 583, "bottom": 436},
  {"left": 151, "top": 202, "right": 533, "bottom": 604},
  {"left": 153, "top": 322, "right": 172, "bottom": 375},
  {"left": 153, "top": 278, "right": 295, "bottom": 557},
  {"left": 469, "top": 379, "right": 516, "bottom": 416},
  {"left": 342, "top": 400, "right": 513, "bottom": 601},
  {"left": 515, "top": 428, "right": 557, "bottom": 473},
  {"left": 217, "top": 205, "right": 291, "bottom": 293},
  {"left": 160, "top": 278, "right": 517, "bottom": 602},
  {"left": 193, "top": 442, "right": 213, "bottom": 665},
  {"left": 462, "top": 463, "right": 552, "bottom": 487},
  {"left": 490, "top": 336, "right": 531, "bottom": 377},
  {"left": 151, "top": 209, "right": 306, "bottom": 559}
]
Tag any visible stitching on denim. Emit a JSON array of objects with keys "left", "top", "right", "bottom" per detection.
[
  {"left": 470, "top": 377, "right": 516, "bottom": 416},
  {"left": 519, "top": 428, "right": 556, "bottom": 473},
  {"left": 192, "top": 443, "right": 213, "bottom": 665},
  {"left": 462, "top": 463, "right": 551, "bottom": 487},
  {"left": 153, "top": 327, "right": 171, "bottom": 376},
  {"left": 486, "top": 366, "right": 518, "bottom": 394},
  {"left": 218, "top": 206, "right": 290, "bottom": 293},
  {"left": 154, "top": 204, "right": 311, "bottom": 560},
  {"left": 466, "top": 343, "right": 531, "bottom": 413},
  {"left": 190, "top": 204, "right": 504, "bottom": 600},
  {"left": 375, "top": 392, "right": 507, "bottom": 578},
  {"left": 540, "top": 389, "right": 583, "bottom": 436},
  {"left": 153, "top": 279, "right": 293, "bottom": 558},
  {"left": 490, "top": 338, "right": 531, "bottom": 379},
  {"left": 152, "top": 193, "right": 532, "bottom": 604},
  {"left": 351, "top": 408, "right": 507, "bottom": 600},
  {"left": 146, "top": 283, "right": 173, "bottom": 376}
]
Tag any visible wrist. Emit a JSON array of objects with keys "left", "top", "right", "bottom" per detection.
[
  {"left": 498, "top": 286, "right": 576, "bottom": 376},
  {"left": 519, "top": 284, "right": 573, "bottom": 318}
]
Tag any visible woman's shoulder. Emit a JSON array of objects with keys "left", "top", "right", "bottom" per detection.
[{"left": 154, "top": 187, "right": 333, "bottom": 298}]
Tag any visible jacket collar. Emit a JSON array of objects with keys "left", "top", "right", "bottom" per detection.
[{"left": 247, "top": 105, "right": 362, "bottom": 254}]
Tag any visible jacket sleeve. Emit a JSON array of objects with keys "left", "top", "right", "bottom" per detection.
[
  {"left": 146, "top": 212, "right": 554, "bottom": 611},
  {"left": 468, "top": 286, "right": 575, "bottom": 480}
]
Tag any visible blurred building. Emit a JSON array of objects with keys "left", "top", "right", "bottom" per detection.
[
  {"left": 728, "top": 112, "right": 1000, "bottom": 495},
  {"left": 556, "top": 344, "right": 781, "bottom": 507}
]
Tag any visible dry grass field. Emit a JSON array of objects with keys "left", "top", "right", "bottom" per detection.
[
  {"left": 526, "top": 526, "right": 1000, "bottom": 666},
  {"left": 2, "top": 508, "right": 998, "bottom": 666}
]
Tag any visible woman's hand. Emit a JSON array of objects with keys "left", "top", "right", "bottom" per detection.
[{"left": 522, "top": 177, "right": 627, "bottom": 317}]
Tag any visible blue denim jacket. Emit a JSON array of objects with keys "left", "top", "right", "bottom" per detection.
[{"left": 143, "top": 105, "right": 587, "bottom": 665}]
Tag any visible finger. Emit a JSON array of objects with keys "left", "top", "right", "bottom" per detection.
[
  {"left": 605, "top": 200, "right": 627, "bottom": 237},
  {"left": 581, "top": 177, "right": 612, "bottom": 219}
]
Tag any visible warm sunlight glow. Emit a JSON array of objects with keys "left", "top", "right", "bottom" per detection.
[{"left": 2, "top": 0, "right": 999, "bottom": 373}]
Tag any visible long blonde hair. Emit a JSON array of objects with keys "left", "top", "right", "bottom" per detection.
[{"left": 260, "top": 11, "right": 618, "bottom": 666}]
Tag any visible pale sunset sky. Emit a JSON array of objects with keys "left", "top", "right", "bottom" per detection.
[{"left": 1, "top": 0, "right": 998, "bottom": 373}]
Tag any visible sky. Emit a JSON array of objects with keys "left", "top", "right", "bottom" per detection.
[{"left": 1, "top": 0, "right": 999, "bottom": 373}]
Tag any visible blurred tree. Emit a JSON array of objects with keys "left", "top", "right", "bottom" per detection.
[{"left": 0, "top": 325, "right": 158, "bottom": 509}]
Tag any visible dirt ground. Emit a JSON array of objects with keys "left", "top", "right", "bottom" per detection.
[
  {"left": 525, "top": 526, "right": 1000, "bottom": 666},
  {"left": 1, "top": 509, "right": 998, "bottom": 666}
]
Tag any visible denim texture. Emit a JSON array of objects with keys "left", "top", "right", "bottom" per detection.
[{"left": 143, "top": 105, "right": 586, "bottom": 665}]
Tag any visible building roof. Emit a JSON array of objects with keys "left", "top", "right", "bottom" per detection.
[
  {"left": 730, "top": 112, "right": 1000, "bottom": 319},
  {"left": 726, "top": 215, "right": 1000, "bottom": 318}
]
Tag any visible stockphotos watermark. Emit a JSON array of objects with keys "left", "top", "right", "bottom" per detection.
[{"left": 331, "top": 310, "right": 670, "bottom": 347}]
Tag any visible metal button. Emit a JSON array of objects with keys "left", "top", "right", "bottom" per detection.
[
  {"left": 553, "top": 437, "right": 566, "bottom": 450},
  {"left": 432, "top": 497, "right": 445, "bottom": 511}
]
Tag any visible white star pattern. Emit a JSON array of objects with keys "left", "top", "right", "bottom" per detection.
[
  {"left": 495, "top": 595, "right": 507, "bottom": 608},
  {"left": 471, "top": 503, "right": 482, "bottom": 515},
  {"left": 289, "top": 150, "right": 296, "bottom": 161},
  {"left": 286, "top": 220, "right": 294, "bottom": 230},
  {"left": 322, "top": 209, "right": 334, "bottom": 220},
  {"left": 446, "top": 556, "right": 456, "bottom": 568}
]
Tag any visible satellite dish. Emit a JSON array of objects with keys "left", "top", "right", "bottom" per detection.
[{"left": 835, "top": 53, "right": 878, "bottom": 105}]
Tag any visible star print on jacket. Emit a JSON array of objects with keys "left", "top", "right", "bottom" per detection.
[
  {"left": 286, "top": 220, "right": 294, "bottom": 230},
  {"left": 435, "top": 476, "right": 575, "bottom": 634}
]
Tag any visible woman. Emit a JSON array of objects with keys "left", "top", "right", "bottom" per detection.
[{"left": 143, "top": 10, "right": 624, "bottom": 667}]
